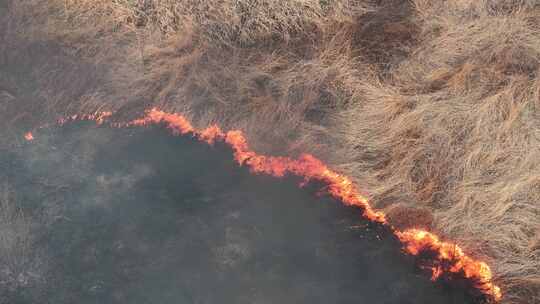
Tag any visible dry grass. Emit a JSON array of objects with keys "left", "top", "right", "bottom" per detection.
[
  {"left": 383, "top": 203, "right": 434, "bottom": 231},
  {"left": 1, "top": 0, "right": 539, "bottom": 303},
  {"left": 332, "top": 2, "right": 540, "bottom": 303}
]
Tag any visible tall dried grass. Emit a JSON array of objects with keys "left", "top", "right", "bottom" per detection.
[
  {"left": 1, "top": 0, "right": 539, "bottom": 303},
  {"left": 334, "top": 2, "right": 540, "bottom": 303}
]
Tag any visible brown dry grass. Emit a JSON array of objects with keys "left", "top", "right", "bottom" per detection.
[{"left": 1, "top": 0, "right": 539, "bottom": 303}]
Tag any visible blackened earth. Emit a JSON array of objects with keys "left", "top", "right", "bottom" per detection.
[{"left": 0, "top": 122, "right": 477, "bottom": 304}]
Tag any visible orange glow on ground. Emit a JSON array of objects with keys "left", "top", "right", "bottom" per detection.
[{"left": 24, "top": 132, "right": 34, "bottom": 141}]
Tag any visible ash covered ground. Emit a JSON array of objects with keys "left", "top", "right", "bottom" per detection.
[{"left": 1, "top": 122, "right": 476, "bottom": 304}]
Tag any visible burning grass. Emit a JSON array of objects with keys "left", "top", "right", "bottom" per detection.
[{"left": 1, "top": 0, "right": 540, "bottom": 303}]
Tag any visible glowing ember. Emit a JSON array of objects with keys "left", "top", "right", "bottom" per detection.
[
  {"left": 25, "top": 108, "right": 503, "bottom": 302},
  {"left": 57, "top": 111, "right": 113, "bottom": 126},
  {"left": 24, "top": 132, "right": 34, "bottom": 141}
]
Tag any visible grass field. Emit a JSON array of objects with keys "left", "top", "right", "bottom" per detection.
[{"left": 1, "top": 1, "right": 539, "bottom": 303}]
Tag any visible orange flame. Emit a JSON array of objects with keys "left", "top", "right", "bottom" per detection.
[
  {"left": 24, "top": 132, "right": 34, "bottom": 141},
  {"left": 25, "top": 108, "right": 503, "bottom": 302},
  {"left": 396, "top": 229, "right": 502, "bottom": 301},
  {"left": 125, "top": 109, "right": 387, "bottom": 223}
]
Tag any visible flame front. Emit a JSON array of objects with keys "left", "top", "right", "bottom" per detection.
[
  {"left": 126, "top": 109, "right": 387, "bottom": 223},
  {"left": 25, "top": 108, "right": 503, "bottom": 302},
  {"left": 396, "top": 229, "right": 502, "bottom": 301},
  {"left": 125, "top": 108, "right": 501, "bottom": 302}
]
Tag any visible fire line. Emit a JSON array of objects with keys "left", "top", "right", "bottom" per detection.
[{"left": 25, "top": 108, "right": 503, "bottom": 302}]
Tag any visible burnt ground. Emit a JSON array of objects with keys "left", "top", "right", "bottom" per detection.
[{"left": 0, "top": 122, "right": 479, "bottom": 304}]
